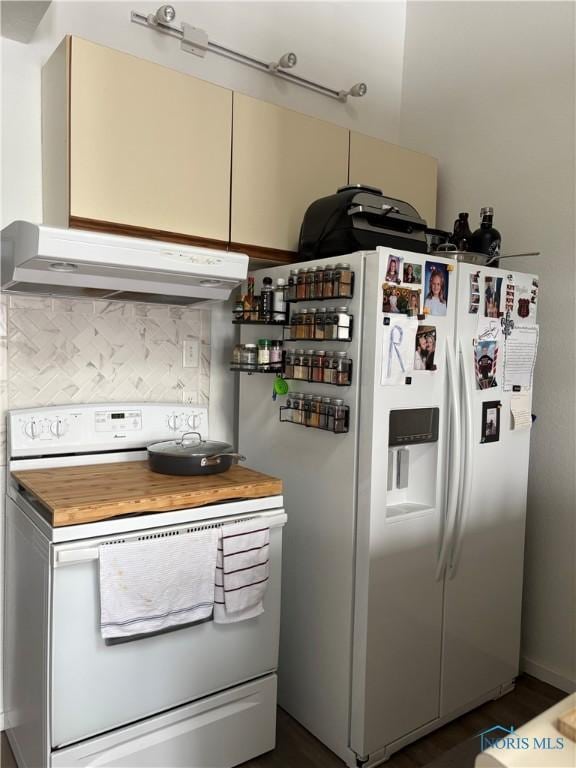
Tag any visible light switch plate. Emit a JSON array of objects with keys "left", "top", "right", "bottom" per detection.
[{"left": 182, "top": 338, "right": 199, "bottom": 368}]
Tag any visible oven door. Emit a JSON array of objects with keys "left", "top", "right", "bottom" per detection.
[{"left": 50, "top": 510, "right": 286, "bottom": 748}]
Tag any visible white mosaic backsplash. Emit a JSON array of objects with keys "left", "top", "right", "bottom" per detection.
[{"left": 1, "top": 295, "right": 210, "bottom": 462}]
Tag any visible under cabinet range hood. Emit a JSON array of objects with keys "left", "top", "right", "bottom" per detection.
[{"left": 0, "top": 222, "right": 248, "bottom": 304}]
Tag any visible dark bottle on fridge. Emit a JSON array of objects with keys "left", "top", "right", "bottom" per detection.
[
  {"left": 450, "top": 212, "right": 473, "bottom": 251},
  {"left": 471, "top": 207, "right": 501, "bottom": 263},
  {"left": 260, "top": 277, "right": 274, "bottom": 321}
]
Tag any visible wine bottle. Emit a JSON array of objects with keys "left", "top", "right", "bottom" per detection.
[{"left": 472, "top": 207, "right": 501, "bottom": 261}]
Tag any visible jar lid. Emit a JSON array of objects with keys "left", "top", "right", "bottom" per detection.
[
  {"left": 303, "top": 394, "right": 314, "bottom": 400},
  {"left": 258, "top": 339, "right": 271, "bottom": 346},
  {"left": 332, "top": 398, "right": 344, "bottom": 405},
  {"left": 307, "top": 267, "right": 316, "bottom": 272},
  {"left": 317, "top": 307, "right": 327, "bottom": 313},
  {"left": 309, "top": 308, "right": 317, "bottom": 313},
  {"left": 312, "top": 395, "right": 322, "bottom": 401},
  {"left": 337, "top": 306, "right": 349, "bottom": 312},
  {"left": 336, "top": 351, "right": 348, "bottom": 358},
  {"left": 326, "top": 306, "right": 337, "bottom": 311},
  {"left": 300, "top": 308, "right": 309, "bottom": 314},
  {"left": 244, "top": 343, "right": 257, "bottom": 349},
  {"left": 276, "top": 278, "right": 286, "bottom": 286},
  {"left": 296, "top": 348, "right": 305, "bottom": 354},
  {"left": 324, "top": 264, "right": 334, "bottom": 269},
  {"left": 322, "top": 397, "right": 332, "bottom": 403},
  {"left": 305, "top": 349, "right": 315, "bottom": 355},
  {"left": 290, "top": 269, "right": 299, "bottom": 275},
  {"left": 335, "top": 263, "right": 350, "bottom": 269},
  {"left": 315, "top": 350, "right": 326, "bottom": 355},
  {"left": 297, "top": 268, "right": 306, "bottom": 273}
]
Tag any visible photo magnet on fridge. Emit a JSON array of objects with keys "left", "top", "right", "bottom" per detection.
[
  {"left": 469, "top": 271, "right": 480, "bottom": 314},
  {"left": 385, "top": 254, "right": 403, "bottom": 284},
  {"left": 402, "top": 262, "right": 422, "bottom": 284},
  {"left": 484, "top": 276, "right": 503, "bottom": 318},
  {"left": 382, "top": 284, "right": 421, "bottom": 316},
  {"left": 424, "top": 262, "right": 449, "bottom": 316},
  {"left": 481, "top": 401, "right": 501, "bottom": 443},
  {"left": 414, "top": 326, "right": 437, "bottom": 371},
  {"left": 474, "top": 339, "right": 498, "bottom": 389}
]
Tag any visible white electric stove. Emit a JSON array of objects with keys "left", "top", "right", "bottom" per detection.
[{"left": 4, "top": 403, "right": 286, "bottom": 768}]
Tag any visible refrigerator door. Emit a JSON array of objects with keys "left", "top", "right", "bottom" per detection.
[
  {"left": 351, "top": 249, "right": 458, "bottom": 756},
  {"left": 440, "top": 262, "right": 538, "bottom": 716}
]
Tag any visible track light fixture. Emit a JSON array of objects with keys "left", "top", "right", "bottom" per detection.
[
  {"left": 147, "top": 4, "right": 176, "bottom": 26},
  {"left": 131, "top": 8, "right": 368, "bottom": 104},
  {"left": 338, "top": 82, "right": 368, "bottom": 102},
  {"left": 268, "top": 52, "right": 298, "bottom": 72}
]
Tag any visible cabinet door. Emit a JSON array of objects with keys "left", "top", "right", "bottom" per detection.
[
  {"left": 349, "top": 132, "right": 438, "bottom": 227},
  {"left": 69, "top": 37, "right": 232, "bottom": 241},
  {"left": 231, "top": 94, "right": 349, "bottom": 253}
]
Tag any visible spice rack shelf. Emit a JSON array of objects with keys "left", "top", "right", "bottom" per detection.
[
  {"left": 279, "top": 405, "right": 350, "bottom": 434},
  {"left": 232, "top": 317, "right": 287, "bottom": 326},
  {"left": 283, "top": 325, "right": 353, "bottom": 343},
  {"left": 229, "top": 363, "right": 282, "bottom": 374},
  {"left": 284, "top": 271, "right": 355, "bottom": 303},
  {"left": 283, "top": 355, "right": 352, "bottom": 386}
]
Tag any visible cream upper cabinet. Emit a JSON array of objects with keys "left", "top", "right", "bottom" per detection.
[
  {"left": 349, "top": 132, "right": 438, "bottom": 227},
  {"left": 43, "top": 37, "right": 232, "bottom": 242},
  {"left": 231, "top": 94, "right": 349, "bottom": 253}
]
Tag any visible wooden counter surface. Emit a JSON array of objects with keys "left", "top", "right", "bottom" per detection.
[{"left": 12, "top": 462, "right": 282, "bottom": 527}]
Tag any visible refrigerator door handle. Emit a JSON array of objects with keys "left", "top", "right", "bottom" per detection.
[
  {"left": 436, "top": 341, "right": 462, "bottom": 581},
  {"left": 448, "top": 341, "right": 474, "bottom": 579}
]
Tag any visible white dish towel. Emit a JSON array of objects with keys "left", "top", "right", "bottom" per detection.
[
  {"left": 214, "top": 519, "right": 270, "bottom": 624},
  {"left": 99, "top": 528, "right": 219, "bottom": 640}
]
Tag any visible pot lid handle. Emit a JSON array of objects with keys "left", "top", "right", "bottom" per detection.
[{"left": 179, "top": 431, "right": 203, "bottom": 446}]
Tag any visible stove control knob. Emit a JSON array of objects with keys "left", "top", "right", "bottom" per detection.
[
  {"left": 50, "top": 418, "right": 68, "bottom": 438},
  {"left": 167, "top": 414, "right": 182, "bottom": 431},
  {"left": 24, "top": 419, "right": 41, "bottom": 439}
]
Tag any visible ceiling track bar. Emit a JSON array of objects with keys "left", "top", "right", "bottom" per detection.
[{"left": 130, "top": 9, "right": 367, "bottom": 103}]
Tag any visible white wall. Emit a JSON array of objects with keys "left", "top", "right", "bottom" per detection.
[{"left": 400, "top": 1, "right": 576, "bottom": 691}]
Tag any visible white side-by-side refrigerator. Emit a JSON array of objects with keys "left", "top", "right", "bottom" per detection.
[{"left": 237, "top": 247, "right": 538, "bottom": 768}]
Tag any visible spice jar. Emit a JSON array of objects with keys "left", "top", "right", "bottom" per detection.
[
  {"left": 303, "top": 350, "right": 314, "bottom": 381},
  {"left": 312, "top": 350, "right": 325, "bottom": 382},
  {"left": 336, "top": 352, "right": 351, "bottom": 385},
  {"left": 323, "top": 351, "right": 335, "bottom": 384},
  {"left": 296, "top": 269, "right": 307, "bottom": 300},
  {"left": 284, "top": 350, "right": 294, "bottom": 379},
  {"left": 336, "top": 307, "right": 352, "bottom": 341},
  {"left": 287, "top": 269, "right": 298, "bottom": 301},
  {"left": 320, "top": 397, "right": 331, "bottom": 429},
  {"left": 331, "top": 398, "right": 347, "bottom": 433},
  {"left": 258, "top": 339, "right": 271, "bottom": 366},
  {"left": 304, "top": 308, "right": 315, "bottom": 340},
  {"left": 289, "top": 392, "right": 303, "bottom": 424},
  {"left": 305, "top": 267, "right": 316, "bottom": 300},
  {"left": 293, "top": 349, "right": 305, "bottom": 380},
  {"left": 324, "top": 307, "right": 336, "bottom": 341},
  {"left": 314, "top": 266, "right": 324, "bottom": 299},
  {"left": 315, "top": 307, "right": 327, "bottom": 340},
  {"left": 333, "top": 263, "right": 353, "bottom": 298},
  {"left": 302, "top": 394, "right": 314, "bottom": 426},
  {"left": 241, "top": 343, "right": 257, "bottom": 367},
  {"left": 323, "top": 265, "right": 334, "bottom": 298},
  {"left": 270, "top": 340, "right": 283, "bottom": 365},
  {"left": 232, "top": 344, "right": 243, "bottom": 365},
  {"left": 293, "top": 310, "right": 304, "bottom": 340},
  {"left": 309, "top": 396, "right": 322, "bottom": 428}
]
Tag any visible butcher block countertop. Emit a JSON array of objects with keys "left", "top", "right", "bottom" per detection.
[{"left": 12, "top": 462, "right": 283, "bottom": 527}]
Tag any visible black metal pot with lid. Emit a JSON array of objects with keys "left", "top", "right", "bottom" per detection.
[{"left": 147, "top": 432, "right": 246, "bottom": 476}]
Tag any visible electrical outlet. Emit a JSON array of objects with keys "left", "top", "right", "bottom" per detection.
[
  {"left": 182, "top": 390, "right": 198, "bottom": 405},
  {"left": 182, "top": 339, "right": 199, "bottom": 368}
]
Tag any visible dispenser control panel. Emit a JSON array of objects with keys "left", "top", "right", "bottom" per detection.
[{"left": 388, "top": 407, "right": 439, "bottom": 446}]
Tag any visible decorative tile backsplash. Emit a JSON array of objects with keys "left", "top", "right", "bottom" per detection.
[{"left": 6, "top": 295, "right": 210, "bottom": 411}]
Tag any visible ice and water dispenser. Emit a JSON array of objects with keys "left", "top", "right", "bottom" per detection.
[{"left": 386, "top": 408, "right": 439, "bottom": 518}]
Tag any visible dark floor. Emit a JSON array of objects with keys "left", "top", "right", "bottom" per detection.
[{"left": 1, "top": 675, "right": 565, "bottom": 768}]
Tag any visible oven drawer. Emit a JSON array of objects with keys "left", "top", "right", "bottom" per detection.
[
  {"left": 51, "top": 511, "right": 285, "bottom": 748},
  {"left": 51, "top": 674, "right": 276, "bottom": 767}
]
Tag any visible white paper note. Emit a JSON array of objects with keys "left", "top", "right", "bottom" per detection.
[
  {"left": 503, "top": 325, "right": 539, "bottom": 391},
  {"left": 510, "top": 393, "right": 532, "bottom": 431},
  {"left": 381, "top": 316, "right": 418, "bottom": 386}
]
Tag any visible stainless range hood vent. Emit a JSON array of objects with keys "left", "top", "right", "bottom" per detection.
[{"left": 1, "top": 222, "right": 249, "bottom": 304}]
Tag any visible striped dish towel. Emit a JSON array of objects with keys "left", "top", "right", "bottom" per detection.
[
  {"left": 214, "top": 520, "right": 270, "bottom": 624},
  {"left": 99, "top": 529, "right": 218, "bottom": 640}
]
